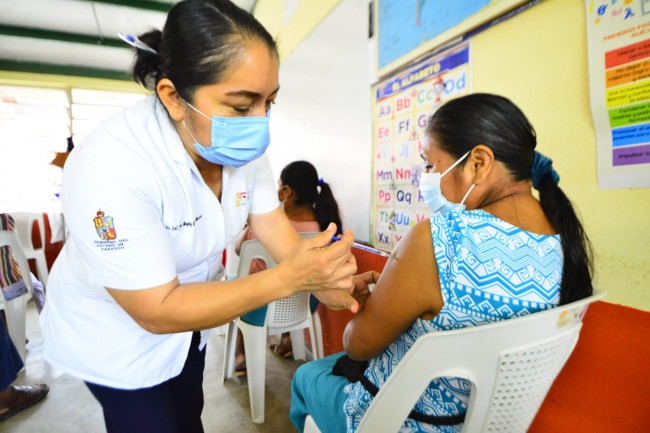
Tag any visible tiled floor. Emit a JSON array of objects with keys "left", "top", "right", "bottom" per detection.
[{"left": 3, "top": 302, "right": 301, "bottom": 433}]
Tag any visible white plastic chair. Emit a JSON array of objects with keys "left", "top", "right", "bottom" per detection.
[
  {"left": 0, "top": 230, "right": 35, "bottom": 362},
  {"left": 304, "top": 292, "right": 605, "bottom": 433},
  {"left": 11, "top": 212, "right": 49, "bottom": 286},
  {"left": 222, "top": 233, "right": 323, "bottom": 424}
]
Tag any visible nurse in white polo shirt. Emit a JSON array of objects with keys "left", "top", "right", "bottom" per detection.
[{"left": 39, "top": 1, "right": 376, "bottom": 432}]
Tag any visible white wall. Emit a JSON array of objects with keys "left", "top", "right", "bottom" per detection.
[{"left": 266, "top": 0, "right": 372, "bottom": 241}]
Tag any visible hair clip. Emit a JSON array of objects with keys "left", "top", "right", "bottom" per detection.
[{"left": 117, "top": 32, "right": 158, "bottom": 55}]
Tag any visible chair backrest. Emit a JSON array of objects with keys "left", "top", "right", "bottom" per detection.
[
  {"left": 0, "top": 230, "right": 35, "bottom": 298},
  {"left": 355, "top": 292, "right": 605, "bottom": 433},
  {"left": 10, "top": 212, "right": 46, "bottom": 253},
  {"left": 237, "top": 233, "right": 318, "bottom": 330}
]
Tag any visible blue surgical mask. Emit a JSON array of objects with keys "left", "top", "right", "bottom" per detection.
[
  {"left": 419, "top": 151, "right": 474, "bottom": 214},
  {"left": 182, "top": 102, "right": 270, "bottom": 167}
]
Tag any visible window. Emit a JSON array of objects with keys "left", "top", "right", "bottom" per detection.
[{"left": 0, "top": 85, "right": 146, "bottom": 213}]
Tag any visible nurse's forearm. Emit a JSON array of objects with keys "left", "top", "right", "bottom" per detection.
[
  {"left": 248, "top": 207, "right": 301, "bottom": 262},
  {"left": 171, "top": 269, "right": 302, "bottom": 331},
  {"left": 107, "top": 227, "right": 357, "bottom": 333},
  {"left": 108, "top": 268, "right": 292, "bottom": 334}
]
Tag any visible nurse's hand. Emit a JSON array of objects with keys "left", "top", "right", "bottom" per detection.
[
  {"left": 318, "top": 270, "right": 380, "bottom": 313},
  {"left": 274, "top": 223, "right": 356, "bottom": 296},
  {"left": 313, "top": 289, "right": 360, "bottom": 313}
]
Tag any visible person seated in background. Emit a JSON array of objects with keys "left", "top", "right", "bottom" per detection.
[
  {"left": 234, "top": 160, "right": 345, "bottom": 373},
  {"left": 0, "top": 213, "right": 49, "bottom": 422},
  {"left": 290, "top": 93, "right": 594, "bottom": 433},
  {"left": 0, "top": 307, "right": 49, "bottom": 423},
  {"left": 0, "top": 214, "right": 46, "bottom": 314}
]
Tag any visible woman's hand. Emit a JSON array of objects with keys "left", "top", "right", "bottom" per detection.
[
  {"left": 274, "top": 223, "right": 357, "bottom": 295},
  {"left": 350, "top": 271, "right": 380, "bottom": 310}
]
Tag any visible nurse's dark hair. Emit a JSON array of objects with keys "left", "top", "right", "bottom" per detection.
[
  {"left": 280, "top": 161, "right": 343, "bottom": 233},
  {"left": 425, "top": 93, "right": 593, "bottom": 305},
  {"left": 132, "top": 0, "right": 277, "bottom": 101}
]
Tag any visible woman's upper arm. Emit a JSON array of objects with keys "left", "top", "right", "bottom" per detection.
[{"left": 343, "top": 219, "right": 443, "bottom": 360}]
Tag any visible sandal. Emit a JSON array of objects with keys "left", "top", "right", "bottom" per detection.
[
  {"left": 0, "top": 384, "right": 49, "bottom": 422},
  {"left": 269, "top": 343, "right": 293, "bottom": 359}
]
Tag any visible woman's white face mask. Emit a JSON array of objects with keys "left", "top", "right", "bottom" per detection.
[{"left": 419, "top": 151, "right": 474, "bottom": 214}]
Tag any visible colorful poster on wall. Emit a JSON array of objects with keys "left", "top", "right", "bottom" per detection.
[
  {"left": 586, "top": 0, "right": 650, "bottom": 189},
  {"left": 370, "top": 42, "right": 470, "bottom": 251},
  {"left": 375, "top": 0, "right": 527, "bottom": 76}
]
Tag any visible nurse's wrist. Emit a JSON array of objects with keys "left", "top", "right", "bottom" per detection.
[{"left": 268, "top": 267, "right": 296, "bottom": 298}]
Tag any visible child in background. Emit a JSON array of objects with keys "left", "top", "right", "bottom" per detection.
[{"left": 234, "top": 160, "right": 343, "bottom": 373}]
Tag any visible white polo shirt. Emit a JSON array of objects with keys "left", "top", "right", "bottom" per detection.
[{"left": 40, "top": 96, "right": 278, "bottom": 389}]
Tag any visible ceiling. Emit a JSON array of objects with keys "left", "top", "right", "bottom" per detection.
[{"left": 0, "top": 0, "right": 257, "bottom": 80}]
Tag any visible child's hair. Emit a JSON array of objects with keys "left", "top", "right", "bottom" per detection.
[{"left": 280, "top": 161, "right": 343, "bottom": 232}]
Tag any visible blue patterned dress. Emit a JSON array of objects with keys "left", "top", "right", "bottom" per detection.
[{"left": 343, "top": 208, "right": 563, "bottom": 433}]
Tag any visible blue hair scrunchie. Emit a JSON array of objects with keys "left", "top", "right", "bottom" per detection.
[
  {"left": 531, "top": 151, "right": 560, "bottom": 190},
  {"left": 317, "top": 177, "right": 324, "bottom": 186}
]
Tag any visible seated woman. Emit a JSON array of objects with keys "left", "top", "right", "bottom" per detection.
[
  {"left": 1, "top": 213, "right": 49, "bottom": 422},
  {"left": 0, "top": 213, "right": 46, "bottom": 313},
  {"left": 290, "top": 93, "right": 593, "bottom": 433}
]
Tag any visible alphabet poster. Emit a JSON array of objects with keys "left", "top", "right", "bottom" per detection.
[
  {"left": 371, "top": 42, "right": 470, "bottom": 251},
  {"left": 586, "top": 0, "right": 650, "bottom": 188}
]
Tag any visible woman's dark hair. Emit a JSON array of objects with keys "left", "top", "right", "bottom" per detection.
[
  {"left": 280, "top": 161, "right": 343, "bottom": 232},
  {"left": 426, "top": 93, "right": 593, "bottom": 305},
  {"left": 132, "top": 0, "right": 277, "bottom": 102}
]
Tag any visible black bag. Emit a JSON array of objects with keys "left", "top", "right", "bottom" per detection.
[{"left": 332, "top": 354, "right": 465, "bottom": 426}]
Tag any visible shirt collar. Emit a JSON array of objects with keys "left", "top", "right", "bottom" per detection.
[{"left": 153, "top": 97, "right": 195, "bottom": 167}]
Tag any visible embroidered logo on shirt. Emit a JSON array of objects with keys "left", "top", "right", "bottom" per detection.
[
  {"left": 93, "top": 210, "right": 117, "bottom": 240},
  {"left": 235, "top": 191, "right": 248, "bottom": 207}
]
